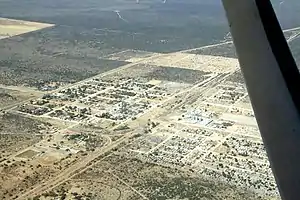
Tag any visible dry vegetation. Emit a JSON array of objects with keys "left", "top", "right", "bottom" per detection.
[
  {"left": 0, "top": 113, "right": 58, "bottom": 199},
  {"left": 0, "top": 113, "right": 53, "bottom": 135},
  {"left": 0, "top": 87, "right": 41, "bottom": 108},
  {"left": 0, "top": 112, "right": 54, "bottom": 159},
  {"left": 36, "top": 154, "right": 265, "bottom": 200}
]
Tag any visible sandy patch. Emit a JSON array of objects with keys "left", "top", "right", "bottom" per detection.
[{"left": 0, "top": 17, "right": 54, "bottom": 39}]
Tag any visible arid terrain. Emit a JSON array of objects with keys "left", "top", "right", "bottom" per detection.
[
  {"left": 0, "top": 0, "right": 299, "bottom": 199},
  {"left": 0, "top": 18, "right": 53, "bottom": 39},
  {"left": 2, "top": 20, "right": 299, "bottom": 199}
]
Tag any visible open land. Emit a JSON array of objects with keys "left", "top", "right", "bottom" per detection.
[
  {"left": 0, "top": 30, "right": 287, "bottom": 199},
  {"left": 0, "top": 0, "right": 300, "bottom": 199},
  {"left": 187, "top": 27, "right": 300, "bottom": 66},
  {"left": 0, "top": 18, "right": 53, "bottom": 39}
]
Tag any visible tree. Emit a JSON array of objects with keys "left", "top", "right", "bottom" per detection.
[{"left": 60, "top": 193, "right": 66, "bottom": 200}]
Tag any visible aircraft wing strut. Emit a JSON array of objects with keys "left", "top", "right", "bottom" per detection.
[{"left": 221, "top": 1, "right": 300, "bottom": 199}]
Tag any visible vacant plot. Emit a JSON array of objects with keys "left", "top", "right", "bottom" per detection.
[
  {"left": 0, "top": 17, "right": 53, "bottom": 39},
  {"left": 0, "top": 87, "right": 41, "bottom": 108},
  {"left": 189, "top": 42, "right": 237, "bottom": 58},
  {"left": 0, "top": 113, "right": 53, "bottom": 135},
  {"left": 185, "top": 29, "right": 300, "bottom": 63},
  {"left": 104, "top": 49, "right": 160, "bottom": 62},
  {"left": 226, "top": 70, "right": 245, "bottom": 84},
  {"left": 0, "top": 113, "right": 50, "bottom": 158},
  {"left": 38, "top": 178, "right": 131, "bottom": 200},
  {"left": 138, "top": 53, "right": 239, "bottom": 73},
  {"left": 141, "top": 66, "right": 209, "bottom": 84},
  {"left": 15, "top": 149, "right": 40, "bottom": 159},
  {"left": 73, "top": 154, "right": 266, "bottom": 200},
  {"left": 101, "top": 63, "right": 209, "bottom": 84},
  {"left": 0, "top": 134, "right": 42, "bottom": 159},
  {"left": 0, "top": 25, "right": 130, "bottom": 88}
]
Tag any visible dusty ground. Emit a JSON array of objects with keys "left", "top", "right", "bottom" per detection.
[
  {"left": 0, "top": 87, "right": 42, "bottom": 109},
  {"left": 138, "top": 53, "right": 238, "bottom": 73},
  {"left": 0, "top": 18, "right": 53, "bottom": 39},
  {"left": 0, "top": 22, "right": 285, "bottom": 199},
  {"left": 37, "top": 154, "right": 266, "bottom": 200}
]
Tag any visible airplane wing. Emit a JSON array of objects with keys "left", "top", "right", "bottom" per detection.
[{"left": 221, "top": 0, "right": 300, "bottom": 199}]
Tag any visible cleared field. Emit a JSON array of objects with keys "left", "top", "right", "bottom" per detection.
[
  {"left": 0, "top": 113, "right": 54, "bottom": 135},
  {"left": 65, "top": 155, "right": 263, "bottom": 200},
  {"left": 0, "top": 25, "right": 130, "bottom": 89},
  {"left": 0, "top": 87, "right": 42, "bottom": 109},
  {"left": 188, "top": 42, "right": 237, "bottom": 59},
  {"left": 138, "top": 53, "right": 239, "bottom": 73},
  {"left": 0, "top": 18, "right": 53, "bottom": 39},
  {"left": 226, "top": 70, "right": 245, "bottom": 84}
]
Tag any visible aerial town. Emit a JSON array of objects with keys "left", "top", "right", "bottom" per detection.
[
  {"left": 1, "top": 3, "right": 300, "bottom": 198},
  {"left": 1, "top": 34, "right": 281, "bottom": 199}
]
